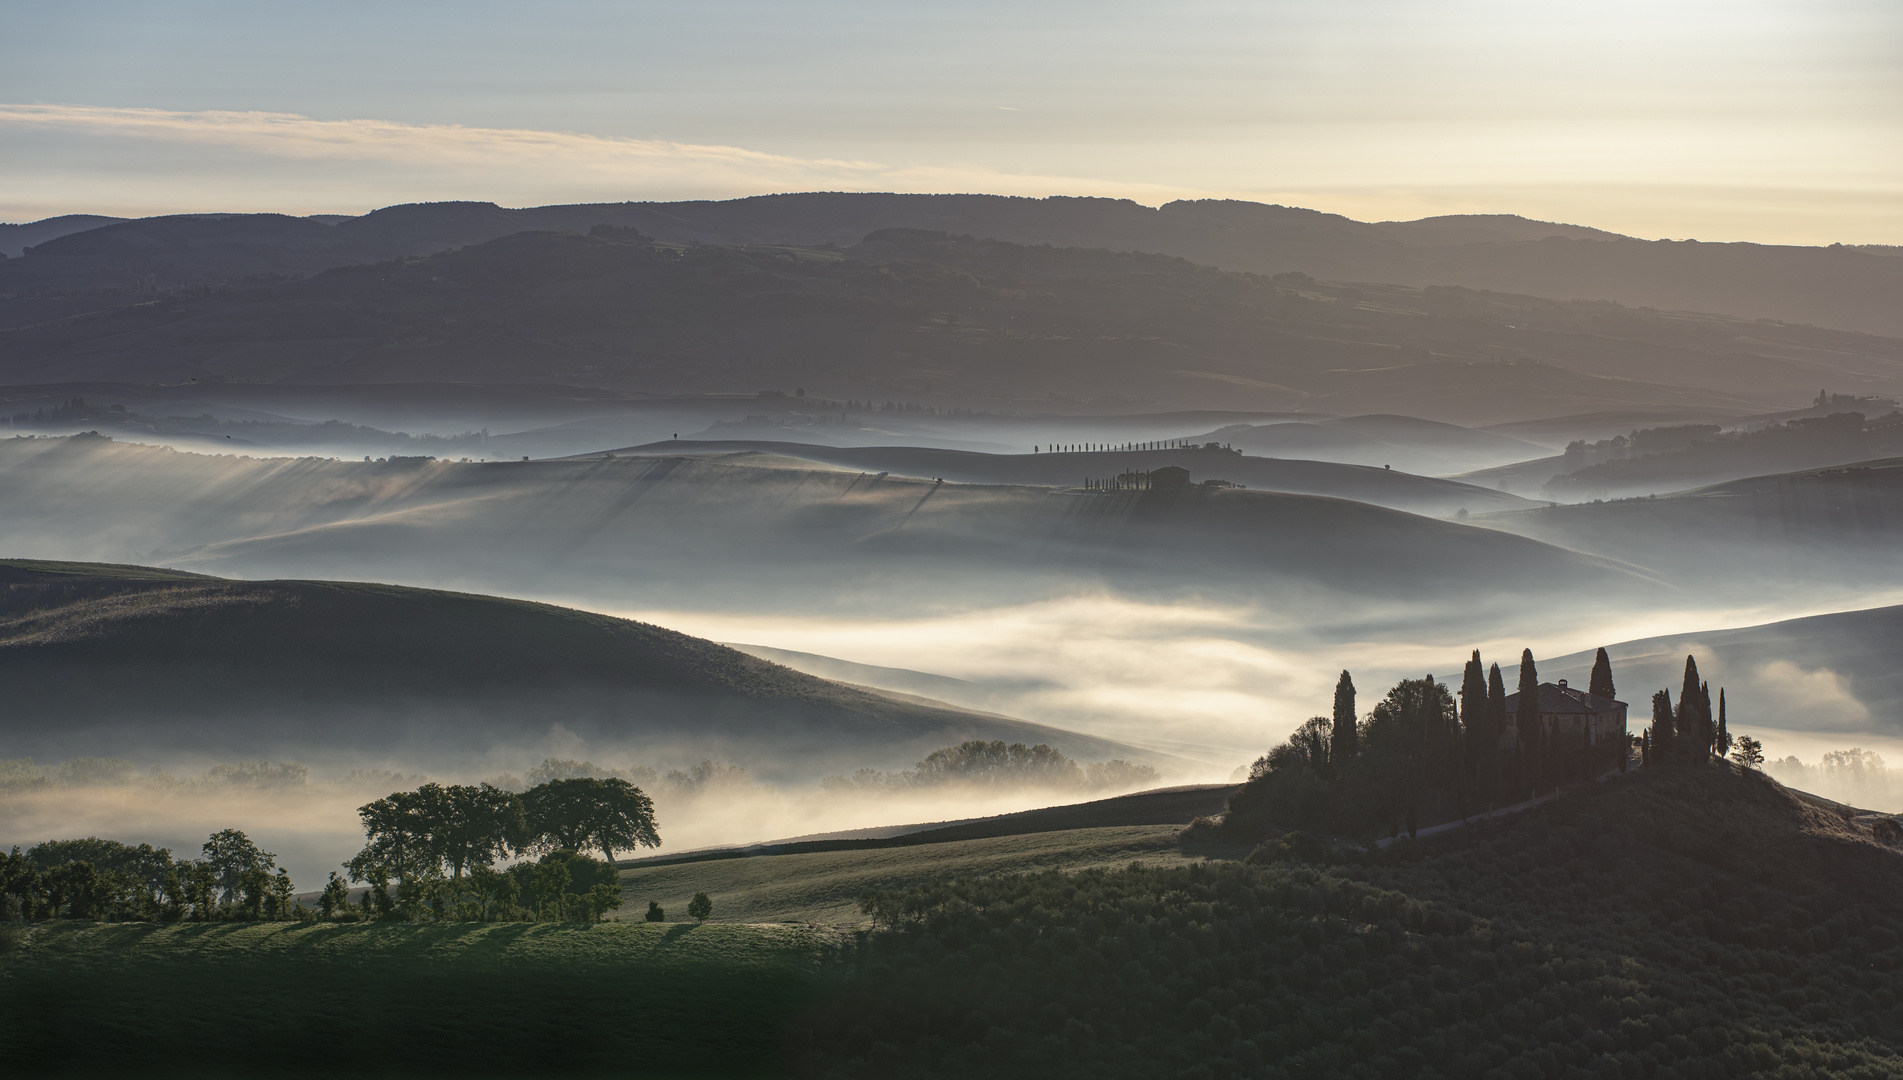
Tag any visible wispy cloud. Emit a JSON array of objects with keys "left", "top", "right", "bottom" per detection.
[{"left": 0, "top": 103, "right": 1201, "bottom": 219}]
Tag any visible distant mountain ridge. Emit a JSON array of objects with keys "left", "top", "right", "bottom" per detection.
[{"left": 3, "top": 193, "right": 1898, "bottom": 335}]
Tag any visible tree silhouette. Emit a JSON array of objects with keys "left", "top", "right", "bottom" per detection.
[
  {"left": 1330, "top": 671, "right": 1358, "bottom": 766},
  {"left": 524, "top": 777, "right": 660, "bottom": 865},
  {"left": 1588, "top": 648, "right": 1615, "bottom": 699},
  {"left": 1516, "top": 650, "right": 1541, "bottom": 795},
  {"left": 688, "top": 892, "right": 713, "bottom": 923}
]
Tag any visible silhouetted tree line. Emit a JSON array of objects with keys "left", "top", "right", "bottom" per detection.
[
  {"left": 1640, "top": 653, "right": 1733, "bottom": 768},
  {"left": 822, "top": 740, "right": 1158, "bottom": 794},
  {"left": 338, "top": 776, "right": 657, "bottom": 922},
  {"left": 1216, "top": 650, "right": 1642, "bottom": 842},
  {"left": 2, "top": 829, "right": 292, "bottom": 922}
]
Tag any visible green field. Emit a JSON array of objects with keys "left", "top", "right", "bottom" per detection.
[
  {"left": 3, "top": 919, "right": 832, "bottom": 1077},
  {"left": 616, "top": 824, "right": 1231, "bottom": 924}
]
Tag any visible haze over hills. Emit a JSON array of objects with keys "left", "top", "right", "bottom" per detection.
[
  {"left": 0, "top": 436, "right": 1643, "bottom": 627},
  {"left": 1543, "top": 603, "right": 1903, "bottom": 741},
  {"left": 1473, "top": 456, "right": 1903, "bottom": 591},
  {"left": 5, "top": 227, "right": 1898, "bottom": 426},
  {"left": 602, "top": 440, "right": 1539, "bottom": 516},
  {"left": 0, "top": 560, "right": 1151, "bottom": 776},
  {"left": 5, "top": 194, "right": 1902, "bottom": 334}
]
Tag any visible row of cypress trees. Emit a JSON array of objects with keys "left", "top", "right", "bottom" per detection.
[
  {"left": 1641, "top": 654, "right": 1732, "bottom": 765},
  {"left": 1319, "top": 647, "right": 1625, "bottom": 824}
]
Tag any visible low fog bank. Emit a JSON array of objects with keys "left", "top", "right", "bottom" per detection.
[
  {"left": 627, "top": 590, "right": 1903, "bottom": 762},
  {"left": 0, "top": 750, "right": 1173, "bottom": 897}
]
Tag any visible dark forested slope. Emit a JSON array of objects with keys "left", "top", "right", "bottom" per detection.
[
  {"left": 6, "top": 194, "right": 1901, "bottom": 334},
  {"left": 4, "top": 227, "right": 1899, "bottom": 423},
  {"left": 803, "top": 765, "right": 1903, "bottom": 1078}
]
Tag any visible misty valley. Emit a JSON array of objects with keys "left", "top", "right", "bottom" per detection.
[{"left": 5, "top": 191, "right": 1903, "bottom": 1080}]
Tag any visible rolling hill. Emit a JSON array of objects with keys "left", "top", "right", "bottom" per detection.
[
  {"left": 1472, "top": 456, "right": 1903, "bottom": 594},
  {"left": 0, "top": 560, "right": 1149, "bottom": 775},
  {"left": 0, "top": 437, "right": 1655, "bottom": 628},
  {"left": 603, "top": 439, "right": 1540, "bottom": 517},
  {"left": 1187, "top": 414, "right": 1552, "bottom": 475},
  {"left": 1544, "top": 602, "right": 1903, "bottom": 737}
]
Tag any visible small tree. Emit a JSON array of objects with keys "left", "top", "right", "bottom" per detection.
[
  {"left": 586, "top": 883, "right": 623, "bottom": 922},
  {"left": 687, "top": 891, "right": 713, "bottom": 924},
  {"left": 1732, "top": 736, "right": 1764, "bottom": 770},
  {"left": 268, "top": 868, "right": 295, "bottom": 921},
  {"left": 645, "top": 900, "right": 666, "bottom": 923},
  {"left": 320, "top": 872, "right": 350, "bottom": 920}
]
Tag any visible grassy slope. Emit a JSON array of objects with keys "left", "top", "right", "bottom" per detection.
[
  {"left": 1471, "top": 455, "right": 1903, "bottom": 589},
  {"left": 617, "top": 824, "right": 1223, "bottom": 925},
  {"left": 0, "top": 559, "right": 1143, "bottom": 766},
  {"left": 7, "top": 766, "right": 1903, "bottom": 1077},
  {"left": 2, "top": 920, "right": 832, "bottom": 1078},
  {"left": 605, "top": 441, "right": 1538, "bottom": 517}
]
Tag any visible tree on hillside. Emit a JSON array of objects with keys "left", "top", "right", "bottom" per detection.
[
  {"left": 1589, "top": 648, "right": 1615, "bottom": 699},
  {"left": 320, "top": 872, "right": 350, "bottom": 919},
  {"left": 1487, "top": 663, "right": 1508, "bottom": 799},
  {"left": 688, "top": 891, "right": 713, "bottom": 923},
  {"left": 1678, "top": 656, "right": 1707, "bottom": 760},
  {"left": 1732, "top": 735, "right": 1764, "bottom": 770},
  {"left": 1516, "top": 650, "right": 1542, "bottom": 795},
  {"left": 1330, "top": 671, "right": 1358, "bottom": 767},
  {"left": 523, "top": 777, "right": 660, "bottom": 866},
  {"left": 1652, "top": 690, "right": 1676, "bottom": 755},
  {"left": 202, "top": 830, "right": 277, "bottom": 910},
  {"left": 1461, "top": 652, "right": 1494, "bottom": 808},
  {"left": 1716, "top": 689, "right": 1731, "bottom": 758}
]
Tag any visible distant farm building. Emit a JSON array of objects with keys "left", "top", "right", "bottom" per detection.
[{"left": 1150, "top": 466, "right": 1192, "bottom": 490}]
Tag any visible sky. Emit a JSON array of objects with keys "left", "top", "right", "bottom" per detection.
[{"left": 3, "top": 1, "right": 1900, "bottom": 243}]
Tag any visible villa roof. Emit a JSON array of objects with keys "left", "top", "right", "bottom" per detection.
[{"left": 1502, "top": 682, "right": 1625, "bottom": 716}]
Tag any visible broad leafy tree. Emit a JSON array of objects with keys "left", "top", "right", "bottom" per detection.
[
  {"left": 523, "top": 777, "right": 660, "bottom": 865},
  {"left": 202, "top": 830, "right": 277, "bottom": 909}
]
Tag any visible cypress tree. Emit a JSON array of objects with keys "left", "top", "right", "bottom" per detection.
[
  {"left": 1588, "top": 648, "right": 1615, "bottom": 699},
  {"left": 1641, "top": 729, "right": 1650, "bottom": 768},
  {"left": 1699, "top": 681, "right": 1715, "bottom": 758},
  {"left": 1717, "top": 689, "right": 1730, "bottom": 759},
  {"left": 1652, "top": 689, "right": 1675, "bottom": 755},
  {"left": 1678, "top": 656, "right": 1705, "bottom": 760},
  {"left": 1460, "top": 651, "right": 1488, "bottom": 808},
  {"left": 1487, "top": 662, "right": 1508, "bottom": 804},
  {"left": 1330, "top": 670, "right": 1358, "bottom": 767},
  {"left": 1516, "top": 649, "right": 1541, "bottom": 794}
]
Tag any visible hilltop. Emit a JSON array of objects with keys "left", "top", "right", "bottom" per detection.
[{"left": 0, "top": 560, "right": 1147, "bottom": 774}]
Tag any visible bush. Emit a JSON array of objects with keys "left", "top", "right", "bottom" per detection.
[{"left": 644, "top": 900, "right": 665, "bottom": 923}]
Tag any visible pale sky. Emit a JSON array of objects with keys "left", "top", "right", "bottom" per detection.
[{"left": 3, "top": 0, "right": 1899, "bottom": 243}]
